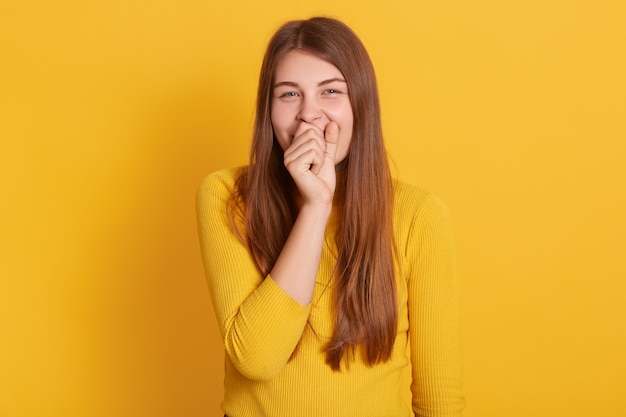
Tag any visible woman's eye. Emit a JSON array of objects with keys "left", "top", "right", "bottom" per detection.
[
  {"left": 280, "top": 91, "right": 299, "bottom": 98},
  {"left": 324, "top": 89, "right": 338, "bottom": 94}
]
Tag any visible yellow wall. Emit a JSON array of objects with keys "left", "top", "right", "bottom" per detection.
[{"left": 2, "top": 1, "right": 625, "bottom": 416}]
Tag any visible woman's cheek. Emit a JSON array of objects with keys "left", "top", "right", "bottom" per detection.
[{"left": 271, "top": 108, "right": 291, "bottom": 150}]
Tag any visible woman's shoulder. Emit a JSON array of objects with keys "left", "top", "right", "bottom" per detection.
[
  {"left": 391, "top": 179, "right": 455, "bottom": 266},
  {"left": 391, "top": 178, "right": 452, "bottom": 225},
  {"left": 393, "top": 178, "right": 446, "bottom": 209},
  {"left": 197, "top": 166, "right": 246, "bottom": 197}
]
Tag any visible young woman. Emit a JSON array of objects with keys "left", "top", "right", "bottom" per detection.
[{"left": 197, "top": 17, "right": 464, "bottom": 417}]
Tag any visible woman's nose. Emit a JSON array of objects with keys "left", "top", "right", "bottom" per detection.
[{"left": 297, "top": 97, "right": 322, "bottom": 123}]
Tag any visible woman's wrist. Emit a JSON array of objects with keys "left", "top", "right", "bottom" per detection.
[{"left": 298, "top": 200, "right": 333, "bottom": 222}]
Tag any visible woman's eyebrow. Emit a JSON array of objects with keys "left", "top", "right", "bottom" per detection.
[
  {"left": 273, "top": 81, "right": 299, "bottom": 88},
  {"left": 273, "top": 78, "right": 347, "bottom": 88},
  {"left": 317, "top": 78, "right": 346, "bottom": 86}
]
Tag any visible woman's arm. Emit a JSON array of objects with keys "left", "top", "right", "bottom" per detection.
[
  {"left": 196, "top": 124, "right": 338, "bottom": 381},
  {"left": 197, "top": 170, "right": 312, "bottom": 381},
  {"left": 406, "top": 194, "right": 465, "bottom": 417}
]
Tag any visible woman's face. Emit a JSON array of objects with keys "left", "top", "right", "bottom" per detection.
[{"left": 271, "top": 51, "right": 354, "bottom": 164}]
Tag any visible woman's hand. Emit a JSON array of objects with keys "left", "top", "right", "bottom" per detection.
[{"left": 282, "top": 121, "right": 339, "bottom": 206}]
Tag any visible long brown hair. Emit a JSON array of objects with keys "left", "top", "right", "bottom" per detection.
[{"left": 229, "top": 17, "right": 396, "bottom": 370}]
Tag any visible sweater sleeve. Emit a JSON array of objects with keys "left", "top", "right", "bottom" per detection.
[
  {"left": 406, "top": 193, "right": 464, "bottom": 417},
  {"left": 196, "top": 169, "right": 311, "bottom": 381}
]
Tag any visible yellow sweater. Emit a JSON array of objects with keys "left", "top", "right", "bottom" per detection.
[{"left": 196, "top": 167, "right": 464, "bottom": 417}]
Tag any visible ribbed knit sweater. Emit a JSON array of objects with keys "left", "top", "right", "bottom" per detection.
[{"left": 196, "top": 167, "right": 464, "bottom": 417}]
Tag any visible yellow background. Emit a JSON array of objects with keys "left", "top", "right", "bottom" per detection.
[{"left": 2, "top": 1, "right": 625, "bottom": 416}]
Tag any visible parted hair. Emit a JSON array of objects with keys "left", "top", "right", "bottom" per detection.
[{"left": 229, "top": 16, "right": 397, "bottom": 370}]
